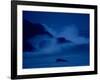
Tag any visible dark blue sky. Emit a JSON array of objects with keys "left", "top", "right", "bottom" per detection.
[
  {"left": 23, "top": 11, "right": 90, "bottom": 38},
  {"left": 23, "top": 11, "right": 90, "bottom": 68}
]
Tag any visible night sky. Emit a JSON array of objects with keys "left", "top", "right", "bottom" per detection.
[{"left": 23, "top": 11, "right": 90, "bottom": 69}]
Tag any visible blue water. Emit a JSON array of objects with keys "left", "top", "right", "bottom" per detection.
[
  {"left": 23, "top": 46, "right": 89, "bottom": 68},
  {"left": 22, "top": 11, "right": 90, "bottom": 69}
]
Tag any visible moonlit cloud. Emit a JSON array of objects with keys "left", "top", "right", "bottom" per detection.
[{"left": 59, "top": 25, "right": 89, "bottom": 44}]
